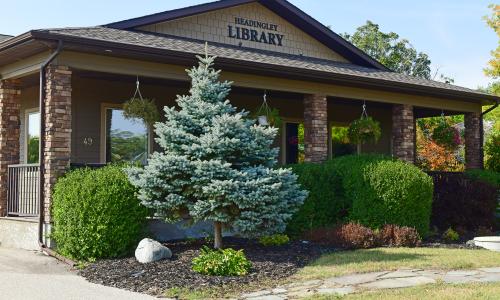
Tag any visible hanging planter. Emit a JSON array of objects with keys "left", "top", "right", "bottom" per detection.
[
  {"left": 254, "top": 91, "right": 282, "bottom": 129},
  {"left": 431, "top": 116, "right": 461, "bottom": 150},
  {"left": 348, "top": 102, "right": 381, "bottom": 154},
  {"left": 123, "top": 77, "right": 160, "bottom": 127}
]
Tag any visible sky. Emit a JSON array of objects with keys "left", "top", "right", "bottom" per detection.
[{"left": 0, "top": 0, "right": 496, "bottom": 89}]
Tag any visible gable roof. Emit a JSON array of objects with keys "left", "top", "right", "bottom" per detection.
[{"left": 104, "top": 0, "right": 388, "bottom": 70}]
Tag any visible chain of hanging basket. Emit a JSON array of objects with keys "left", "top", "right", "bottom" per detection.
[{"left": 256, "top": 91, "right": 271, "bottom": 126}]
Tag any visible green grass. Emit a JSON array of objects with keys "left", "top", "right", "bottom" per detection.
[
  {"left": 296, "top": 248, "right": 500, "bottom": 280},
  {"left": 307, "top": 282, "right": 500, "bottom": 300}
]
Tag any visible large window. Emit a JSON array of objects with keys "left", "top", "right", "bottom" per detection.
[
  {"left": 104, "top": 108, "right": 148, "bottom": 164},
  {"left": 26, "top": 110, "right": 40, "bottom": 164}
]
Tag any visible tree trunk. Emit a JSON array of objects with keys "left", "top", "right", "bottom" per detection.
[{"left": 214, "top": 221, "right": 223, "bottom": 249}]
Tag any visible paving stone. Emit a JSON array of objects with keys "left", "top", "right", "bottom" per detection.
[
  {"left": 271, "top": 288, "right": 287, "bottom": 294},
  {"left": 478, "top": 267, "right": 500, "bottom": 273},
  {"left": 476, "top": 273, "right": 500, "bottom": 283},
  {"left": 445, "top": 270, "right": 479, "bottom": 276},
  {"left": 287, "top": 289, "right": 315, "bottom": 299},
  {"left": 380, "top": 270, "right": 418, "bottom": 279},
  {"left": 246, "top": 295, "right": 285, "bottom": 300},
  {"left": 327, "top": 272, "right": 388, "bottom": 286},
  {"left": 241, "top": 290, "right": 271, "bottom": 298},
  {"left": 317, "top": 286, "right": 356, "bottom": 296},
  {"left": 286, "top": 279, "right": 322, "bottom": 288},
  {"left": 443, "top": 275, "right": 481, "bottom": 284},
  {"left": 360, "top": 276, "right": 435, "bottom": 290}
]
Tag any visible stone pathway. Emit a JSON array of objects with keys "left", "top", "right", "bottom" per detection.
[{"left": 240, "top": 267, "right": 500, "bottom": 299}]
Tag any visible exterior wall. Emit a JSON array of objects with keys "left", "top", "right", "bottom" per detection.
[
  {"left": 0, "top": 79, "right": 21, "bottom": 217},
  {"left": 392, "top": 104, "right": 415, "bottom": 163},
  {"left": 43, "top": 65, "right": 72, "bottom": 223},
  {"left": 464, "top": 112, "right": 483, "bottom": 170},
  {"left": 138, "top": 2, "right": 349, "bottom": 62},
  {"left": 0, "top": 217, "right": 38, "bottom": 250}
]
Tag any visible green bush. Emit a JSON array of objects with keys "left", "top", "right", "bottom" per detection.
[
  {"left": 485, "top": 132, "right": 500, "bottom": 172},
  {"left": 346, "top": 159, "right": 433, "bottom": 236},
  {"left": 442, "top": 228, "right": 460, "bottom": 242},
  {"left": 287, "top": 162, "right": 347, "bottom": 237},
  {"left": 52, "top": 165, "right": 149, "bottom": 261},
  {"left": 259, "top": 234, "right": 290, "bottom": 246},
  {"left": 192, "top": 247, "right": 251, "bottom": 276},
  {"left": 466, "top": 169, "right": 500, "bottom": 188}
]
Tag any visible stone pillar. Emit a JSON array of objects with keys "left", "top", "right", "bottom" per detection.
[
  {"left": 304, "top": 94, "right": 328, "bottom": 163},
  {"left": 43, "top": 65, "right": 72, "bottom": 222},
  {"left": 464, "top": 112, "right": 483, "bottom": 170},
  {"left": 0, "top": 79, "right": 21, "bottom": 217},
  {"left": 392, "top": 104, "right": 415, "bottom": 164}
]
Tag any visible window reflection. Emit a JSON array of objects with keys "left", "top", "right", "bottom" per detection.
[{"left": 105, "top": 108, "right": 148, "bottom": 164}]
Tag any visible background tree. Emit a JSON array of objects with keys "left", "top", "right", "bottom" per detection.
[
  {"left": 342, "top": 21, "right": 432, "bottom": 79},
  {"left": 127, "top": 54, "right": 307, "bottom": 249}
]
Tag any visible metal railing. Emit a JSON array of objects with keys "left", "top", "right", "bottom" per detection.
[{"left": 7, "top": 164, "right": 40, "bottom": 217}]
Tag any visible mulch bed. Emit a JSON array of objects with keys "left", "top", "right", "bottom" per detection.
[{"left": 79, "top": 238, "right": 334, "bottom": 297}]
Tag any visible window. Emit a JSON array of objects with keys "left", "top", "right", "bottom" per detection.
[
  {"left": 25, "top": 110, "right": 40, "bottom": 164},
  {"left": 104, "top": 107, "right": 148, "bottom": 164}
]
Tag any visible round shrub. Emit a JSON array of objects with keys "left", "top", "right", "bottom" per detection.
[
  {"left": 259, "top": 234, "right": 290, "bottom": 246},
  {"left": 192, "top": 247, "right": 251, "bottom": 276},
  {"left": 346, "top": 159, "right": 433, "bottom": 236},
  {"left": 52, "top": 165, "right": 149, "bottom": 261}
]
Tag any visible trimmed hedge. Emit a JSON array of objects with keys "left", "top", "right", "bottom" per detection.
[
  {"left": 429, "top": 172, "right": 497, "bottom": 231},
  {"left": 52, "top": 165, "right": 149, "bottom": 261},
  {"left": 466, "top": 169, "right": 500, "bottom": 188},
  {"left": 334, "top": 157, "right": 433, "bottom": 236},
  {"left": 288, "top": 155, "right": 433, "bottom": 237},
  {"left": 287, "top": 162, "right": 347, "bottom": 237}
]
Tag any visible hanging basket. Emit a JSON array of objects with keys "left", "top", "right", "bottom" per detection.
[
  {"left": 123, "top": 77, "right": 160, "bottom": 127},
  {"left": 254, "top": 91, "right": 282, "bottom": 129},
  {"left": 348, "top": 116, "right": 382, "bottom": 145}
]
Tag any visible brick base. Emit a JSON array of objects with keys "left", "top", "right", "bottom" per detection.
[
  {"left": 392, "top": 104, "right": 415, "bottom": 164},
  {"left": 464, "top": 112, "right": 483, "bottom": 170},
  {"left": 43, "top": 65, "right": 72, "bottom": 222},
  {"left": 304, "top": 94, "right": 328, "bottom": 163},
  {"left": 0, "top": 79, "right": 21, "bottom": 217}
]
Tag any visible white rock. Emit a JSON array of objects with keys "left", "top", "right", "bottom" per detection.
[{"left": 135, "top": 238, "right": 172, "bottom": 264}]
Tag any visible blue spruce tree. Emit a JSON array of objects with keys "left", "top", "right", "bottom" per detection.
[{"left": 127, "top": 54, "right": 307, "bottom": 248}]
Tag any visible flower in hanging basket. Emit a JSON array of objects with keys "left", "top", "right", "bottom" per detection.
[
  {"left": 432, "top": 122, "right": 461, "bottom": 150},
  {"left": 348, "top": 116, "right": 382, "bottom": 145},
  {"left": 123, "top": 98, "right": 160, "bottom": 127}
]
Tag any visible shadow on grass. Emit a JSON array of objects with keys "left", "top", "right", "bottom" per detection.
[{"left": 311, "top": 249, "right": 429, "bottom": 266}]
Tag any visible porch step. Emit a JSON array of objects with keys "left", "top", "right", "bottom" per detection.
[{"left": 0, "top": 217, "right": 38, "bottom": 251}]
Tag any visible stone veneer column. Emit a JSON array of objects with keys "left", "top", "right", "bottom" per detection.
[
  {"left": 464, "top": 112, "right": 483, "bottom": 170},
  {"left": 43, "top": 65, "right": 72, "bottom": 222},
  {"left": 0, "top": 79, "right": 21, "bottom": 217},
  {"left": 392, "top": 104, "right": 415, "bottom": 164},
  {"left": 304, "top": 94, "right": 328, "bottom": 163}
]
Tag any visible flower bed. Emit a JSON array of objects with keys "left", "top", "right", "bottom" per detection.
[{"left": 79, "top": 238, "right": 332, "bottom": 297}]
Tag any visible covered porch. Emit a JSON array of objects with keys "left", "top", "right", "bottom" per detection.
[{"left": 0, "top": 52, "right": 486, "bottom": 223}]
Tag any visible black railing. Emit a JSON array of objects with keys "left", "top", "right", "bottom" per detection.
[{"left": 7, "top": 164, "right": 40, "bottom": 217}]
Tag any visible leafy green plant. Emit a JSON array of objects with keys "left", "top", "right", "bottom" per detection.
[
  {"left": 442, "top": 228, "right": 460, "bottom": 242},
  {"left": 331, "top": 155, "right": 433, "bottom": 237},
  {"left": 485, "top": 132, "right": 500, "bottom": 172},
  {"left": 123, "top": 98, "right": 160, "bottom": 126},
  {"left": 52, "top": 165, "right": 149, "bottom": 261},
  {"left": 432, "top": 121, "right": 461, "bottom": 150},
  {"left": 465, "top": 169, "right": 500, "bottom": 188},
  {"left": 259, "top": 234, "right": 290, "bottom": 246},
  {"left": 347, "top": 117, "right": 381, "bottom": 153},
  {"left": 192, "top": 247, "right": 251, "bottom": 276}
]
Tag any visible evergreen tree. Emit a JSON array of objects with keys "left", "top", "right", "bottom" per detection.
[{"left": 127, "top": 54, "right": 307, "bottom": 249}]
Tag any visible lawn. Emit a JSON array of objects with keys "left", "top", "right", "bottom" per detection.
[
  {"left": 308, "top": 282, "right": 500, "bottom": 300},
  {"left": 296, "top": 247, "right": 500, "bottom": 280}
]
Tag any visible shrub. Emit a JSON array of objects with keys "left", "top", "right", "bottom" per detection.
[
  {"left": 287, "top": 162, "right": 348, "bottom": 237},
  {"left": 337, "top": 157, "right": 433, "bottom": 236},
  {"left": 335, "top": 222, "right": 377, "bottom": 249},
  {"left": 378, "top": 225, "right": 421, "bottom": 247},
  {"left": 442, "top": 228, "right": 460, "bottom": 242},
  {"left": 259, "top": 234, "right": 290, "bottom": 247},
  {"left": 485, "top": 132, "right": 500, "bottom": 172},
  {"left": 429, "top": 172, "right": 497, "bottom": 231},
  {"left": 466, "top": 169, "right": 500, "bottom": 188},
  {"left": 192, "top": 247, "right": 251, "bottom": 276},
  {"left": 52, "top": 165, "right": 149, "bottom": 261}
]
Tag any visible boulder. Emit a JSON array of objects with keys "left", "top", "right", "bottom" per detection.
[{"left": 135, "top": 238, "right": 172, "bottom": 263}]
